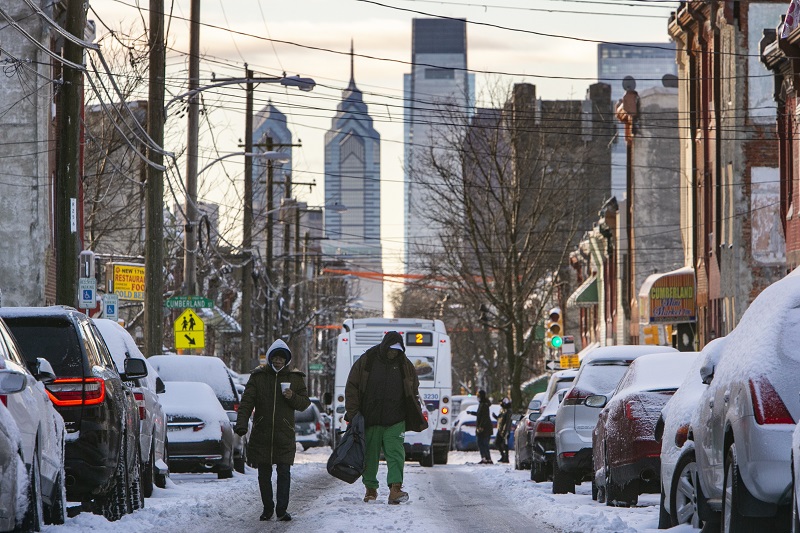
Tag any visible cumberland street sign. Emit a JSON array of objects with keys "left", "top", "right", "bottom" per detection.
[{"left": 165, "top": 296, "right": 214, "bottom": 309}]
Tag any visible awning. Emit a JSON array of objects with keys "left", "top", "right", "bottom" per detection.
[
  {"left": 566, "top": 275, "right": 598, "bottom": 309},
  {"left": 197, "top": 306, "right": 242, "bottom": 334}
]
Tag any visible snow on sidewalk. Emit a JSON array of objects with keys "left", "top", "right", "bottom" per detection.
[{"left": 41, "top": 447, "right": 699, "bottom": 533}]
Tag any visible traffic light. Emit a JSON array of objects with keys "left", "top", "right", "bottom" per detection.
[
  {"left": 545, "top": 307, "right": 563, "bottom": 349},
  {"left": 642, "top": 324, "right": 659, "bottom": 345}
]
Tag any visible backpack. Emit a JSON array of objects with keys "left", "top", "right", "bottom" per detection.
[{"left": 326, "top": 412, "right": 366, "bottom": 484}]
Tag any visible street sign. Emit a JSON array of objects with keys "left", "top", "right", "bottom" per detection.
[
  {"left": 546, "top": 360, "right": 559, "bottom": 371},
  {"left": 174, "top": 309, "right": 205, "bottom": 350},
  {"left": 561, "top": 335, "right": 576, "bottom": 355},
  {"left": 560, "top": 354, "right": 579, "bottom": 369},
  {"left": 308, "top": 363, "right": 324, "bottom": 373},
  {"left": 78, "top": 278, "right": 96, "bottom": 309},
  {"left": 103, "top": 294, "right": 119, "bottom": 321},
  {"left": 165, "top": 296, "right": 214, "bottom": 309}
]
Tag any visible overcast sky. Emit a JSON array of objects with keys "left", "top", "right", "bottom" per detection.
[{"left": 88, "top": 0, "right": 678, "bottom": 303}]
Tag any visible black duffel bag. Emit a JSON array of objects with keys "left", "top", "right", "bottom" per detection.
[{"left": 327, "top": 412, "right": 366, "bottom": 484}]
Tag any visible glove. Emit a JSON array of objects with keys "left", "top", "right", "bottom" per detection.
[{"left": 235, "top": 427, "right": 248, "bottom": 437}]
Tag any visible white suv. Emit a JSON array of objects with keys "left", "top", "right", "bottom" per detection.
[{"left": 553, "top": 345, "right": 678, "bottom": 494}]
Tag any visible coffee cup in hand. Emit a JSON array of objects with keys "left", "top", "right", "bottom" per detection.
[{"left": 281, "top": 382, "right": 290, "bottom": 393}]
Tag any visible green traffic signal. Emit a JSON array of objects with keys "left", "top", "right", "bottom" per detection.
[{"left": 550, "top": 335, "right": 563, "bottom": 348}]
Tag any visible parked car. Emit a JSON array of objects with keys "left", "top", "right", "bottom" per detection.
[
  {"left": 149, "top": 355, "right": 248, "bottom": 473},
  {"left": 516, "top": 370, "right": 579, "bottom": 470},
  {"left": 295, "top": 403, "right": 329, "bottom": 450},
  {"left": 449, "top": 395, "right": 479, "bottom": 421},
  {"left": 690, "top": 274, "right": 800, "bottom": 531},
  {"left": 0, "top": 315, "right": 66, "bottom": 531},
  {"left": 93, "top": 319, "right": 169, "bottom": 497},
  {"left": 159, "top": 381, "right": 235, "bottom": 478},
  {"left": 553, "top": 345, "right": 678, "bottom": 494},
  {"left": 591, "top": 351, "right": 699, "bottom": 507},
  {"left": 530, "top": 389, "right": 568, "bottom": 482},
  {"left": 310, "top": 396, "right": 333, "bottom": 446},
  {"left": 0, "top": 306, "right": 147, "bottom": 521},
  {"left": 791, "top": 422, "right": 800, "bottom": 533},
  {"left": 451, "top": 404, "right": 504, "bottom": 452},
  {"left": 655, "top": 342, "right": 722, "bottom": 529},
  {"left": 0, "top": 402, "right": 26, "bottom": 532}
]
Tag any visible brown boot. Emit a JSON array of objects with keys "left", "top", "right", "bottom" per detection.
[
  {"left": 363, "top": 487, "right": 377, "bottom": 503},
  {"left": 388, "top": 483, "right": 408, "bottom": 504}
]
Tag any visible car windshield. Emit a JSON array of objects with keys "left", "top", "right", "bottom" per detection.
[
  {"left": 577, "top": 361, "right": 631, "bottom": 395},
  {"left": 296, "top": 406, "right": 316, "bottom": 423},
  {"left": 4, "top": 317, "right": 85, "bottom": 377}
]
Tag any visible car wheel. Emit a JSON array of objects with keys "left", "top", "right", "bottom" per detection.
[
  {"left": 434, "top": 448, "right": 448, "bottom": 465},
  {"left": 531, "top": 460, "right": 547, "bottom": 483},
  {"left": 551, "top": 457, "right": 575, "bottom": 494},
  {"left": 154, "top": 438, "right": 168, "bottom": 489},
  {"left": 658, "top": 489, "right": 671, "bottom": 529},
  {"left": 419, "top": 449, "right": 434, "bottom": 467},
  {"left": 128, "top": 444, "right": 144, "bottom": 512},
  {"left": 218, "top": 465, "right": 234, "bottom": 479},
  {"left": 142, "top": 440, "right": 155, "bottom": 498},
  {"left": 98, "top": 440, "right": 132, "bottom": 521},
  {"left": 792, "top": 476, "right": 800, "bottom": 533},
  {"left": 722, "top": 443, "right": 760, "bottom": 533},
  {"left": 592, "top": 479, "right": 598, "bottom": 501},
  {"left": 234, "top": 442, "right": 247, "bottom": 474},
  {"left": 670, "top": 449, "right": 702, "bottom": 528},
  {"left": 20, "top": 447, "right": 43, "bottom": 532},
  {"left": 44, "top": 468, "right": 67, "bottom": 526},
  {"left": 301, "top": 443, "right": 311, "bottom": 452}
]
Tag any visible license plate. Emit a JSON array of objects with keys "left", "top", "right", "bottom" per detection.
[{"left": 167, "top": 426, "right": 183, "bottom": 432}]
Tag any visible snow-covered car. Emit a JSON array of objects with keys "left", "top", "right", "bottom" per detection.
[
  {"left": 0, "top": 402, "right": 26, "bottom": 532},
  {"left": 451, "top": 404, "right": 505, "bottom": 452},
  {"left": 0, "top": 317, "right": 66, "bottom": 531},
  {"left": 690, "top": 273, "right": 800, "bottom": 531},
  {"left": 295, "top": 403, "right": 329, "bottom": 451},
  {"left": 1, "top": 306, "right": 147, "bottom": 521},
  {"left": 530, "top": 389, "right": 568, "bottom": 482},
  {"left": 160, "top": 381, "right": 235, "bottom": 479},
  {"left": 553, "top": 345, "right": 678, "bottom": 494},
  {"left": 654, "top": 343, "right": 720, "bottom": 529},
  {"left": 94, "top": 319, "right": 169, "bottom": 496},
  {"left": 149, "top": 355, "right": 247, "bottom": 472},
  {"left": 516, "top": 370, "right": 578, "bottom": 470},
  {"left": 591, "top": 351, "right": 699, "bottom": 507}
]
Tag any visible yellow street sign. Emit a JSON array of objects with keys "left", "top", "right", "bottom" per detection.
[{"left": 174, "top": 309, "right": 205, "bottom": 350}]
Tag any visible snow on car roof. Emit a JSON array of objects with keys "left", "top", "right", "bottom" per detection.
[
  {"left": 93, "top": 318, "right": 160, "bottom": 392},
  {"left": 613, "top": 351, "right": 700, "bottom": 398},
  {"left": 581, "top": 345, "right": 678, "bottom": 365},
  {"left": 158, "top": 381, "right": 227, "bottom": 422},
  {"left": 0, "top": 306, "right": 84, "bottom": 319},
  {"left": 149, "top": 355, "right": 235, "bottom": 401}
]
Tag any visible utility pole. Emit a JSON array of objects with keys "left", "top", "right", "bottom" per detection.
[
  {"left": 183, "top": 0, "right": 201, "bottom": 297},
  {"left": 264, "top": 136, "right": 275, "bottom": 350},
  {"left": 56, "top": 0, "right": 87, "bottom": 305},
  {"left": 280, "top": 171, "right": 293, "bottom": 339},
  {"left": 145, "top": 0, "right": 166, "bottom": 357},
  {"left": 242, "top": 68, "right": 254, "bottom": 372}
]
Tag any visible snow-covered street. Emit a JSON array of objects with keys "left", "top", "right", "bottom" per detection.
[{"left": 40, "top": 447, "right": 700, "bottom": 533}]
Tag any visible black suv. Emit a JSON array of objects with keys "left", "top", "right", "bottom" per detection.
[{"left": 0, "top": 306, "right": 147, "bottom": 521}]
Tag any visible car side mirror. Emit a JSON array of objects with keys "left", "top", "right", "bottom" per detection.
[
  {"left": 323, "top": 392, "right": 332, "bottom": 405},
  {"left": 33, "top": 358, "right": 56, "bottom": 383},
  {"left": 0, "top": 369, "right": 27, "bottom": 394},
  {"left": 156, "top": 377, "right": 166, "bottom": 394},
  {"left": 122, "top": 358, "right": 148, "bottom": 381},
  {"left": 528, "top": 412, "right": 539, "bottom": 422},
  {"left": 700, "top": 364, "right": 714, "bottom": 385},
  {"left": 585, "top": 395, "right": 607, "bottom": 408}
]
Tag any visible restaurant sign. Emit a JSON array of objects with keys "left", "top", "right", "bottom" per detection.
[{"left": 639, "top": 267, "right": 696, "bottom": 324}]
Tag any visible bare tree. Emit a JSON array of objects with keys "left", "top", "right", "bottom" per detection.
[{"left": 407, "top": 82, "right": 612, "bottom": 409}]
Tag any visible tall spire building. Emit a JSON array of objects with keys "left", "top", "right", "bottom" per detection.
[
  {"left": 324, "top": 42, "right": 383, "bottom": 313},
  {"left": 403, "top": 18, "right": 473, "bottom": 272}
]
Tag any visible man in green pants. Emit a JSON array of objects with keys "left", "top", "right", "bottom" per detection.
[{"left": 344, "top": 331, "right": 428, "bottom": 504}]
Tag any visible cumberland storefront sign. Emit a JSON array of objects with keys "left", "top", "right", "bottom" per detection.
[{"left": 639, "top": 267, "right": 696, "bottom": 324}]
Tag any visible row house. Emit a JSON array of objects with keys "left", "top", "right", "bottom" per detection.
[{"left": 668, "top": 0, "right": 786, "bottom": 348}]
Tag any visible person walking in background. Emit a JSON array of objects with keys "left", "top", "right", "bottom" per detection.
[
  {"left": 494, "top": 397, "right": 512, "bottom": 463},
  {"left": 344, "top": 331, "right": 428, "bottom": 504},
  {"left": 468, "top": 390, "right": 494, "bottom": 464},
  {"left": 235, "top": 339, "right": 310, "bottom": 522}
]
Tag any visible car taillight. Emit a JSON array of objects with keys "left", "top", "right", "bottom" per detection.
[
  {"left": 675, "top": 424, "right": 690, "bottom": 448},
  {"left": 0, "top": 395, "right": 6, "bottom": 407},
  {"left": 562, "top": 388, "right": 589, "bottom": 406},
  {"left": 194, "top": 423, "right": 206, "bottom": 432},
  {"left": 233, "top": 402, "right": 239, "bottom": 412},
  {"left": 316, "top": 421, "right": 321, "bottom": 432},
  {"left": 624, "top": 401, "right": 638, "bottom": 420},
  {"left": 134, "top": 392, "right": 146, "bottom": 420},
  {"left": 423, "top": 411, "right": 429, "bottom": 422},
  {"left": 535, "top": 420, "right": 555, "bottom": 437},
  {"left": 749, "top": 377, "right": 794, "bottom": 425},
  {"left": 46, "top": 377, "right": 106, "bottom": 407}
]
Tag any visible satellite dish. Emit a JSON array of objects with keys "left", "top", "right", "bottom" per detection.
[
  {"left": 622, "top": 76, "right": 636, "bottom": 92},
  {"left": 662, "top": 74, "right": 679, "bottom": 88}
]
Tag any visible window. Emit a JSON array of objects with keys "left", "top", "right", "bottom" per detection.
[{"left": 425, "top": 68, "right": 455, "bottom": 80}]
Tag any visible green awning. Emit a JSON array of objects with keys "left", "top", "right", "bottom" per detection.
[{"left": 567, "top": 275, "right": 598, "bottom": 309}]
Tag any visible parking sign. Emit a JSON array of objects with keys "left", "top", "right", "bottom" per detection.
[
  {"left": 78, "top": 278, "right": 96, "bottom": 309},
  {"left": 104, "top": 294, "right": 119, "bottom": 321}
]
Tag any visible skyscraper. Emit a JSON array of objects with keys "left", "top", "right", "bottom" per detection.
[
  {"left": 597, "top": 42, "right": 677, "bottom": 199},
  {"left": 324, "top": 43, "right": 383, "bottom": 313},
  {"left": 404, "top": 18, "right": 474, "bottom": 272}
]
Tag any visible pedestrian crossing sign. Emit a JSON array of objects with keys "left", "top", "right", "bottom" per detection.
[{"left": 174, "top": 309, "right": 205, "bottom": 350}]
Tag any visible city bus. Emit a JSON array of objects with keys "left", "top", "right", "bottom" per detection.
[{"left": 332, "top": 317, "right": 452, "bottom": 465}]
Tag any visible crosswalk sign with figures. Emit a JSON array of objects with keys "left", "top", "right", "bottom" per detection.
[{"left": 174, "top": 309, "right": 205, "bottom": 350}]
